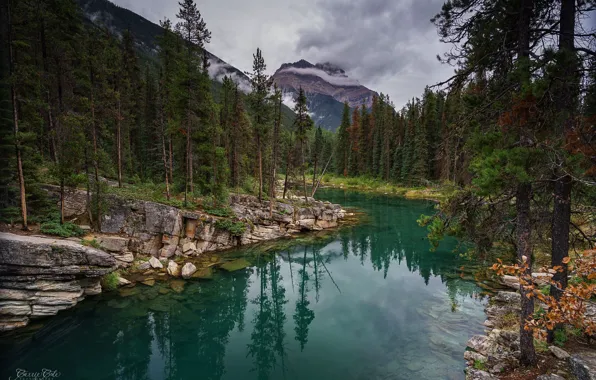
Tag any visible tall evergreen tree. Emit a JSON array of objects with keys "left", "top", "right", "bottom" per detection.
[
  {"left": 248, "top": 48, "right": 272, "bottom": 202},
  {"left": 335, "top": 102, "right": 350, "bottom": 177},
  {"left": 293, "top": 87, "right": 313, "bottom": 201}
]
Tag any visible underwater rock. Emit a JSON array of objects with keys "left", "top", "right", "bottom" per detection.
[
  {"left": 220, "top": 258, "right": 251, "bottom": 272},
  {"left": 170, "top": 280, "right": 185, "bottom": 293},
  {"left": 181, "top": 263, "right": 197, "bottom": 279}
]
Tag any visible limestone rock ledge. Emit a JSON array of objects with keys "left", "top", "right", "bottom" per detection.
[
  {"left": 69, "top": 192, "right": 346, "bottom": 264},
  {"left": 0, "top": 233, "right": 117, "bottom": 331}
]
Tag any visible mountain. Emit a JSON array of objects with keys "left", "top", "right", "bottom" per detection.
[
  {"left": 273, "top": 60, "right": 378, "bottom": 131},
  {"left": 77, "top": 0, "right": 253, "bottom": 91}
]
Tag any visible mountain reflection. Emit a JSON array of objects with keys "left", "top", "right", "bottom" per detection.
[{"left": 0, "top": 190, "right": 485, "bottom": 380}]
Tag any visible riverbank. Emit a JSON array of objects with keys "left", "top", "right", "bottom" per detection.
[
  {"left": 316, "top": 174, "right": 459, "bottom": 202},
  {"left": 464, "top": 279, "right": 596, "bottom": 380},
  {"left": 0, "top": 189, "right": 350, "bottom": 331}
]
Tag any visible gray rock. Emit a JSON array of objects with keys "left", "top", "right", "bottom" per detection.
[
  {"left": 98, "top": 236, "right": 129, "bottom": 253},
  {"left": 182, "top": 241, "right": 196, "bottom": 253},
  {"left": 536, "top": 375, "right": 565, "bottom": 380},
  {"left": 569, "top": 351, "right": 596, "bottom": 380},
  {"left": 113, "top": 252, "right": 134, "bottom": 264},
  {"left": 465, "top": 368, "right": 497, "bottom": 380},
  {"left": 137, "top": 261, "right": 151, "bottom": 271},
  {"left": 494, "top": 291, "right": 521, "bottom": 304},
  {"left": 149, "top": 257, "right": 163, "bottom": 269},
  {"left": 181, "top": 262, "right": 197, "bottom": 279},
  {"left": 501, "top": 275, "right": 520, "bottom": 290},
  {"left": 549, "top": 346, "right": 570, "bottom": 360},
  {"left": 167, "top": 261, "right": 180, "bottom": 277}
]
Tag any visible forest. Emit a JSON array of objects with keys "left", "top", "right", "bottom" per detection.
[{"left": 1, "top": 0, "right": 596, "bottom": 370}]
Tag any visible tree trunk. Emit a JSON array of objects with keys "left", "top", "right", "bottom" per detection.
[
  {"left": 516, "top": 0, "right": 536, "bottom": 366},
  {"left": 60, "top": 180, "right": 65, "bottom": 224},
  {"left": 301, "top": 141, "right": 308, "bottom": 202},
  {"left": 257, "top": 135, "right": 263, "bottom": 202},
  {"left": 516, "top": 182, "right": 537, "bottom": 366},
  {"left": 312, "top": 155, "right": 317, "bottom": 188},
  {"left": 185, "top": 119, "right": 190, "bottom": 205},
  {"left": 8, "top": 0, "right": 27, "bottom": 230},
  {"left": 117, "top": 97, "right": 123, "bottom": 188},
  {"left": 283, "top": 148, "right": 291, "bottom": 200},
  {"left": 548, "top": 0, "right": 576, "bottom": 343},
  {"left": 168, "top": 136, "right": 174, "bottom": 184},
  {"left": 90, "top": 81, "right": 101, "bottom": 230},
  {"left": 160, "top": 103, "right": 170, "bottom": 200},
  {"left": 162, "top": 133, "right": 170, "bottom": 201}
]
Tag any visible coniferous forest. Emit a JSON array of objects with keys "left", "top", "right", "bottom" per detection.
[{"left": 1, "top": 0, "right": 596, "bottom": 372}]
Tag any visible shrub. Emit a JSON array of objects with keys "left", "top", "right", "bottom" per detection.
[
  {"left": 101, "top": 272, "right": 120, "bottom": 292},
  {"left": 554, "top": 329, "right": 567, "bottom": 347},
  {"left": 473, "top": 360, "right": 486, "bottom": 371},
  {"left": 40, "top": 221, "right": 84, "bottom": 238},
  {"left": 214, "top": 219, "right": 247, "bottom": 237}
]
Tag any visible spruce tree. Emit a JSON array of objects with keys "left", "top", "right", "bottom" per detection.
[
  {"left": 248, "top": 48, "right": 272, "bottom": 202},
  {"left": 293, "top": 87, "right": 313, "bottom": 201},
  {"left": 335, "top": 102, "right": 351, "bottom": 177}
]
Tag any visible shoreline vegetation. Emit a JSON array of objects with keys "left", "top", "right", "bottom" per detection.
[{"left": 316, "top": 174, "right": 458, "bottom": 202}]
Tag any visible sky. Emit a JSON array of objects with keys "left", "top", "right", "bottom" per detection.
[{"left": 111, "top": 0, "right": 456, "bottom": 108}]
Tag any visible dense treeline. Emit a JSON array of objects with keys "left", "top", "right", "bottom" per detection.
[
  {"left": 334, "top": 89, "right": 457, "bottom": 184},
  {"left": 0, "top": 0, "right": 335, "bottom": 228},
  {"left": 422, "top": 0, "right": 596, "bottom": 366}
]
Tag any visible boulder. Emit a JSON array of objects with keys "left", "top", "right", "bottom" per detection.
[
  {"left": 167, "top": 261, "right": 180, "bottom": 277},
  {"left": 465, "top": 368, "right": 497, "bottom": 380},
  {"left": 569, "top": 351, "right": 596, "bottom": 380},
  {"left": 149, "top": 257, "right": 163, "bottom": 269},
  {"left": 182, "top": 241, "right": 196, "bottom": 253},
  {"left": 137, "top": 261, "right": 151, "bottom": 271},
  {"left": 98, "top": 236, "right": 129, "bottom": 253},
  {"left": 536, "top": 375, "right": 565, "bottom": 380},
  {"left": 113, "top": 253, "right": 134, "bottom": 265},
  {"left": 549, "top": 346, "right": 570, "bottom": 360},
  {"left": 501, "top": 275, "right": 520, "bottom": 290},
  {"left": 494, "top": 291, "right": 520, "bottom": 304},
  {"left": 181, "top": 263, "right": 197, "bottom": 279}
]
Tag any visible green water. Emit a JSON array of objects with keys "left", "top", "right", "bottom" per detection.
[{"left": 0, "top": 189, "right": 486, "bottom": 380}]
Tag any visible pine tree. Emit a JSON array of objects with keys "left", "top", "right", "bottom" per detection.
[
  {"left": 248, "top": 48, "right": 272, "bottom": 202},
  {"left": 175, "top": 0, "right": 211, "bottom": 204},
  {"left": 335, "top": 102, "right": 350, "bottom": 177},
  {"left": 293, "top": 87, "right": 313, "bottom": 201},
  {"left": 312, "top": 127, "right": 323, "bottom": 186}
]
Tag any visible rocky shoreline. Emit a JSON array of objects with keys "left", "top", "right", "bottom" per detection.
[
  {"left": 0, "top": 233, "right": 117, "bottom": 331},
  {"left": 464, "top": 282, "right": 596, "bottom": 379},
  {"left": 0, "top": 192, "right": 347, "bottom": 331}
]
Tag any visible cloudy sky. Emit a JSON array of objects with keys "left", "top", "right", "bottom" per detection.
[{"left": 112, "top": 0, "right": 454, "bottom": 108}]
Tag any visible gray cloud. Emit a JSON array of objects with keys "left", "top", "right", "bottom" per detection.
[
  {"left": 296, "top": 0, "right": 453, "bottom": 106},
  {"left": 278, "top": 67, "right": 361, "bottom": 86},
  {"left": 111, "top": 0, "right": 452, "bottom": 108}
]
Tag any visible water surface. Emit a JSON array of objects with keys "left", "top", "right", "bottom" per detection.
[{"left": 1, "top": 189, "right": 486, "bottom": 380}]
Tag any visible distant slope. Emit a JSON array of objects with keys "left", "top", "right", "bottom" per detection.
[
  {"left": 76, "top": 0, "right": 296, "bottom": 128},
  {"left": 273, "top": 59, "right": 378, "bottom": 131}
]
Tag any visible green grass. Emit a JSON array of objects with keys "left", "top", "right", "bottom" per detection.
[
  {"left": 554, "top": 328, "right": 568, "bottom": 347},
  {"left": 100, "top": 272, "right": 120, "bottom": 292},
  {"left": 534, "top": 338, "right": 549, "bottom": 353},
  {"left": 81, "top": 238, "right": 101, "bottom": 249},
  {"left": 317, "top": 174, "right": 459, "bottom": 202}
]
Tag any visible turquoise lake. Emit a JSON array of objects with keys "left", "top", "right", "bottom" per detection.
[{"left": 0, "top": 189, "right": 486, "bottom": 380}]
